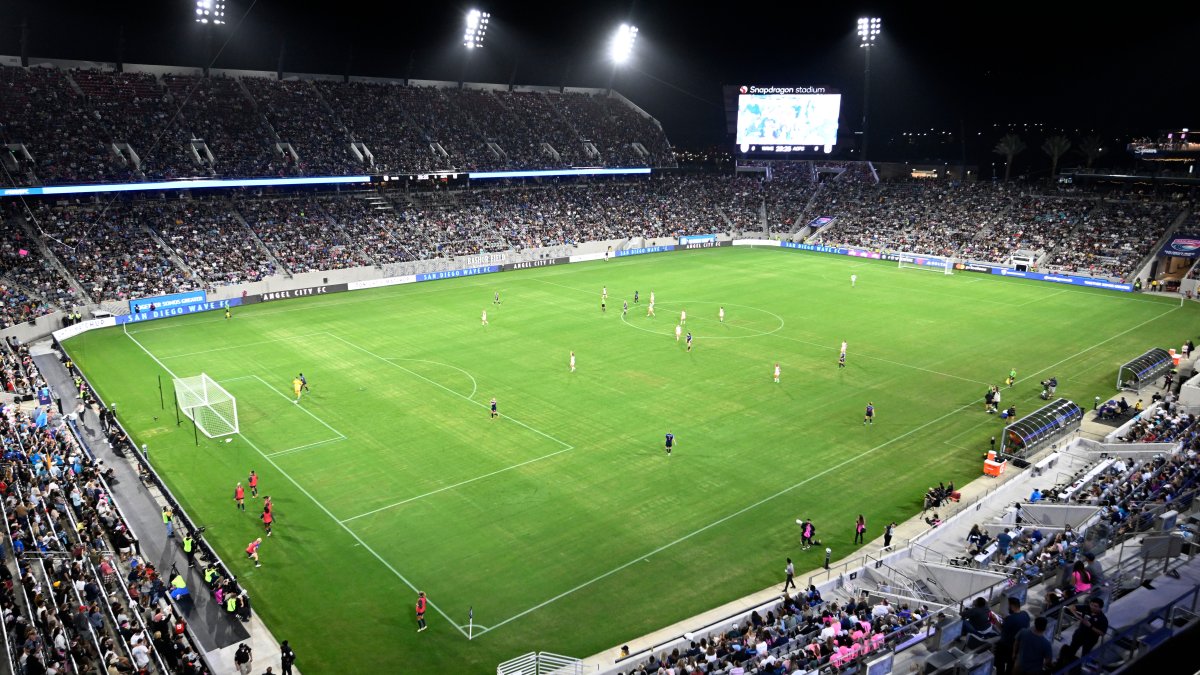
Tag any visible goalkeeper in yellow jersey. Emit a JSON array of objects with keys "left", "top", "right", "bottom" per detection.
[{"left": 292, "top": 376, "right": 303, "bottom": 403}]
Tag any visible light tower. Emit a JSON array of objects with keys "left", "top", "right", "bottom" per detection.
[
  {"left": 460, "top": 9, "right": 491, "bottom": 87},
  {"left": 195, "top": 0, "right": 226, "bottom": 25},
  {"left": 608, "top": 24, "right": 639, "bottom": 94},
  {"left": 857, "top": 17, "right": 880, "bottom": 160}
]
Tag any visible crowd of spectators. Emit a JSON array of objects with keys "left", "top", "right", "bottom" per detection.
[
  {"left": 615, "top": 589, "right": 936, "bottom": 675},
  {"left": 161, "top": 74, "right": 283, "bottom": 179},
  {"left": 239, "top": 197, "right": 372, "bottom": 274},
  {"left": 240, "top": 78, "right": 358, "bottom": 177},
  {"left": 1, "top": 64, "right": 678, "bottom": 186},
  {"left": 811, "top": 181, "right": 1184, "bottom": 279},
  {"left": 71, "top": 70, "right": 200, "bottom": 182},
  {"left": 135, "top": 198, "right": 279, "bottom": 287},
  {"left": 0, "top": 213, "right": 81, "bottom": 311},
  {"left": 1, "top": 341, "right": 213, "bottom": 674},
  {"left": 0, "top": 66, "right": 117, "bottom": 186},
  {"left": 315, "top": 195, "right": 418, "bottom": 265},
  {"left": 31, "top": 202, "right": 196, "bottom": 303}
]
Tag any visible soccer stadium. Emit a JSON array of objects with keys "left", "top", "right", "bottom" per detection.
[{"left": 1, "top": 3, "right": 1199, "bottom": 675}]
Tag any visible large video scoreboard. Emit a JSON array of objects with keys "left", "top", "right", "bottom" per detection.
[{"left": 726, "top": 85, "right": 842, "bottom": 156}]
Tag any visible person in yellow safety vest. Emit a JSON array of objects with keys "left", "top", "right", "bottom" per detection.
[
  {"left": 225, "top": 594, "right": 238, "bottom": 615},
  {"left": 183, "top": 534, "right": 195, "bottom": 568},
  {"left": 169, "top": 573, "right": 188, "bottom": 600},
  {"left": 204, "top": 566, "right": 218, "bottom": 587}
]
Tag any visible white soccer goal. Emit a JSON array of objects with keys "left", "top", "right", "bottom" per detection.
[
  {"left": 897, "top": 253, "right": 954, "bottom": 275},
  {"left": 173, "top": 373, "right": 239, "bottom": 438}
]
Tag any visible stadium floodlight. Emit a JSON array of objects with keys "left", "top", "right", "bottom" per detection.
[
  {"left": 611, "top": 24, "right": 639, "bottom": 63},
  {"left": 857, "top": 17, "right": 881, "bottom": 159},
  {"left": 463, "top": 9, "right": 491, "bottom": 49},
  {"left": 195, "top": 0, "right": 226, "bottom": 25},
  {"left": 857, "top": 17, "right": 880, "bottom": 47}
]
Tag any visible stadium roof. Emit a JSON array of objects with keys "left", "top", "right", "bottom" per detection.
[{"left": 4, "top": 1, "right": 1193, "bottom": 146}]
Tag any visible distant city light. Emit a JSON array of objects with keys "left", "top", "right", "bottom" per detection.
[
  {"left": 195, "top": 0, "right": 225, "bottom": 25},
  {"left": 463, "top": 9, "right": 491, "bottom": 49},
  {"left": 611, "top": 24, "right": 639, "bottom": 63},
  {"left": 857, "top": 17, "right": 880, "bottom": 47}
]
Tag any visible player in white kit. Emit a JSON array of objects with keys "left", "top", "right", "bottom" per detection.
[
  {"left": 774, "top": 363, "right": 781, "bottom": 383},
  {"left": 675, "top": 324, "right": 682, "bottom": 341},
  {"left": 481, "top": 309, "right": 488, "bottom": 326},
  {"left": 569, "top": 351, "right": 576, "bottom": 372},
  {"left": 680, "top": 308, "right": 687, "bottom": 325},
  {"left": 719, "top": 306, "right": 725, "bottom": 323}
]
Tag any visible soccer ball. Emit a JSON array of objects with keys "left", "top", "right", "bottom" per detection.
[
  {"left": 795, "top": 519, "right": 803, "bottom": 525},
  {"left": 225, "top": 438, "right": 233, "bottom": 443}
]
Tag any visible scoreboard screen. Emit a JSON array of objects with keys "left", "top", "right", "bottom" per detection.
[{"left": 733, "top": 85, "right": 841, "bottom": 154}]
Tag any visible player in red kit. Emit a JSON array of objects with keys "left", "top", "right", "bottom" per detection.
[
  {"left": 248, "top": 471, "right": 258, "bottom": 498},
  {"left": 416, "top": 591, "right": 428, "bottom": 632},
  {"left": 234, "top": 482, "right": 245, "bottom": 511}
]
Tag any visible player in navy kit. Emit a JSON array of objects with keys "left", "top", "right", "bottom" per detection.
[
  {"left": 664, "top": 432, "right": 675, "bottom": 456},
  {"left": 490, "top": 397, "right": 498, "bottom": 418},
  {"left": 686, "top": 332, "right": 693, "bottom": 352},
  {"left": 863, "top": 402, "right": 875, "bottom": 425}
]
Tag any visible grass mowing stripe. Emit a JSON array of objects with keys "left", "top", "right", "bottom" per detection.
[
  {"left": 124, "top": 326, "right": 471, "bottom": 637},
  {"left": 264, "top": 436, "right": 348, "bottom": 458},
  {"left": 530, "top": 275, "right": 990, "bottom": 386},
  {"left": 160, "top": 331, "right": 334, "bottom": 359},
  {"left": 339, "top": 444, "right": 579, "bottom": 523},
  {"left": 473, "top": 398, "right": 980, "bottom": 637},
  {"left": 325, "top": 332, "right": 574, "bottom": 450},
  {"left": 248, "top": 375, "right": 347, "bottom": 439}
]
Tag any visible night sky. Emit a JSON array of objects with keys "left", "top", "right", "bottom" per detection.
[{"left": 1, "top": 1, "right": 1194, "bottom": 155}]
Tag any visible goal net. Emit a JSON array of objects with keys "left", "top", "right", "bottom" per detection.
[
  {"left": 897, "top": 252, "right": 954, "bottom": 275},
  {"left": 173, "top": 373, "right": 239, "bottom": 438}
]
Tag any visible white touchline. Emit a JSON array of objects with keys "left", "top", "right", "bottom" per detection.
[
  {"left": 469, "top": 304, "right": 1185, "bottom": 636},
  {"left": 123, "top": 326, "right": 470, "bottom": 636},
  {"left": 472, "top": 398, "right": 979, "bottom": 637}
]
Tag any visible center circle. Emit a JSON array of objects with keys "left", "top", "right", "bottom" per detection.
[{"left": 619, "top": 301, "right": 785, "bottom": 340}]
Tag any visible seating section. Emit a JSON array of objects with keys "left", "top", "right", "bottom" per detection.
[
  {"left": 30, "top": 203, "right": 195, "bottom": 302},
  {"left": 813, "top": 182, "right": 1182, "bottom": 276},
  {"left": 137, "top": 199, "right": 279, "bottom": 286},
  {"left": 161, "top": 74, "right": 283, "bottom": 178},
  {"left": 1, "top": 342, "right": 214, "bottom": 675},
  {"left": 240, "top": 78, "right": 358, "bottom": 177}
]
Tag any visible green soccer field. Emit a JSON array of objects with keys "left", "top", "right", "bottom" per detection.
[{"left": 64, "top": 247, "right": 1197, "bottom": 673}]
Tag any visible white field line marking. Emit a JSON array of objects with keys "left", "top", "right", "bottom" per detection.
[
  {"left": 529, "top": 276, "right": 988, "bottom": 386},
  {"left": 127, "top": 274, "right": 503, "bottom": 334},
  {"left": 123, "top": 327, "right": 470, "bottom": 635},
  {"left": 325, "top": 332, "right": 573, "bottom": 450},
  {"left": 340, "top": 444, "right": 577, "bottom": 523},
  {"left": 236, "top": 431, "right": 471, "bottom": 634},
  {"left": 470, "top": 304, "right": 1184, "bottom": 636},
  {"left": 1014, "top": 289, "right": 1068, "bottom": 307},
  {"left": 250, "top": 374, "right": 347, "bottom": 440},
  {"left": 472, "top": 398, "right": 979, "bottom": 637},
  {"left": 265, "top": 436, "right": 348, "bottom": 458},
  {"left": 158, "top": 331, "right": 334, "bottom": 358},
  {"left": 383, "top": 358, "right": 478, "bottom": 400}
]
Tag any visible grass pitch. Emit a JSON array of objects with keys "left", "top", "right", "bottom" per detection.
[{"left": 64, "top": 247, "right": 1197, "bottom": 673}]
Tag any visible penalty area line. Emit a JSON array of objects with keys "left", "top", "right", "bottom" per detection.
[{"left": 123, "top": 325, "right": 468, "bottom": 638}]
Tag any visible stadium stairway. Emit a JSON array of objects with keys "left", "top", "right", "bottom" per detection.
[{"left": 29, "top": 344, "right": 302, "bottom": 674}]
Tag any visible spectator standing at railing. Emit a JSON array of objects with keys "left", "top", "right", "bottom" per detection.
[
  {"left": 280, "top": 639, "right": 297, "bottom": 675},
  {"left": 1057, "top": 597, "right": 1108, "bottom": 673},
  {"left": 994, "top": 597, "right": 1030, "bottom": 675}
]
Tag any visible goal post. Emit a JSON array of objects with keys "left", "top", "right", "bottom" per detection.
[
  {"left": 173, "top": 373, "right": 239, "bottom": 438},
  {"left": 897, "top": 252, "right": 954, "bottom": 275}
]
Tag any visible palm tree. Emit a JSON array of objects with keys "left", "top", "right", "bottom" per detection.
[
  {"left": 1041, "top": 135, "right": 1071, "bottom": 180},
  {"left": 993, "top": 134, "right": 1026, "bottom": 181},
  {"left": 1077, "top": 135, "right": 1106, "bottom": 169}
]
